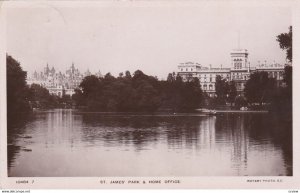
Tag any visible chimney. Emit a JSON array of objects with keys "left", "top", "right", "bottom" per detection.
[{"left": 209, "top": 64, "right": 212, "bottom": 69}]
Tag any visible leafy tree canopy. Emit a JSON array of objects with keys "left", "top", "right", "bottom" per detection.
[
  {"left": 277, "top": 26, "right": 292, "bottom": 62},
  {"left": 7, "top": 55, "right": 31, "bottom": 114},
  {"left": 244, "top": 71, "right": 276, "bottom": 105},
  {"left": 74, "top": 70, "right": 203, "bottom": 112}
]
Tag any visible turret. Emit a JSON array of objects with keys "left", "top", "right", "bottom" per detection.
[{"left": 230, "top": 49, "right": 248, "bottom": 70}]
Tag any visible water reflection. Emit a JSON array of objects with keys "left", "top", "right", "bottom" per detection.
[{"left": 7, "top": 109, "right": 292, "bottom": 176}]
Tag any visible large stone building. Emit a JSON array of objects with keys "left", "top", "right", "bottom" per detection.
[
  {"left": 27, "top": 63, "right": 103, "bottom": 97},
  {"left": 177, "top": 49, "right": 286, "bottom": 97}
]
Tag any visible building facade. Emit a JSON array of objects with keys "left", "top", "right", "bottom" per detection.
[
  {"left": 27, "top": 63, "right": 103, "bottom": 97},
  {"left": 177, "top": 49, "right": 286, "bottom": 97}
]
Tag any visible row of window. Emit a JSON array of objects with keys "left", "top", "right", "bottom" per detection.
[
  {"left": 234, "top": 62, "right": 243, "bottom": 69},
  {"left": 232, "top": 75, "right": 248, "bottom": 80},
  {"left": 268, "top": 71, "right": 283, "bottom": 79},
  {"left": 199, "top": 77, "right": 228, "bottom": 83},
  {"left": 198, "top": 74, "right": 229, "bottom": 78},
  {"left": 200, "top": 84, "right": 214, "bottom": 90},
  {"left": 182, "top": 76, "right": 229, "bottom": 83},
  {"left": 199, "top": 77, "right": 213, "bottom": 82},
  {"left": 181, "top": 71, "right": 283, "bottom": 81},
  {"left": 181, "top": 68, "right": 194, "bottom": 71}
]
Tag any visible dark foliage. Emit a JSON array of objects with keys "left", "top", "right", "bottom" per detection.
[
  {"left": 73, "top": 71, "right": 203, "bottom": 112},
  {"left": 269, "top": 27, "right": 292, "bottom": 120},
  {"left": 269, "top": 66, "right": 292, "bottom": 121},
  {"left": 228, "top": 81, "right": 237, "bottom": 105},
  {"left": 7, "top": 55, "right": 31, "bottom": 115},
  {"left": 244, "top": 71, "right": 276, "bottom": 105},
  {"left": 215, "top": 75, "right": 237, "bottom": 105},
  {"left": 28, "top": 84, "right": 58, "bottom": 108},
  {"left": 234, "top": 95, "right": 247, "bottom": 108},
  {"left": 277, "top": 26, "right": 292, "bottom": 62}
]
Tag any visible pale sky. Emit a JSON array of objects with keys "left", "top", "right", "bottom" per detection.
[{"left": 6, "top": 1, "right": 292, "bottom": 79}]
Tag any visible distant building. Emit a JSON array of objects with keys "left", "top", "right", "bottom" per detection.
[
  {"left": 27, "top": 63, "right": 102, "bottom": 97},
  {"left": 177, "top": 49, "right": 286, "bottom": 97}
]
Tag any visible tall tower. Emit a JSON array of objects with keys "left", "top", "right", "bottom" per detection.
[
  {"left": 71, "top": 62, "right": 75, "bottom": 73},
  {"left": 230, "top": 49, "right": 249, "bottom": 70},
  {"left": 44, "top": 63, "right": 50, "bottom": 75}
]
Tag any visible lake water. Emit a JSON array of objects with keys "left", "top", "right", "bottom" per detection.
[{"left": 7, "top": 109, "right": 292, "bottom": 177}]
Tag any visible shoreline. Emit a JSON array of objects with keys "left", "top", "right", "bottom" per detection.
[{"left": 32, "top": 108, "right": 269, "bottom": 114}]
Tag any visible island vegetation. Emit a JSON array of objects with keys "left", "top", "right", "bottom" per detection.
[{"left": 73, "top": 71, "right": 202, "bottom": 112}]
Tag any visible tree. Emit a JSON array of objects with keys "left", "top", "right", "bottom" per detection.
[
  {"left": 284, "top": 65, "right": 292, "bottom": 88},
  {"left": 277, "top": 26, "right": 292, "bottom": 62},
  {"left": 276, "top": 26, "right": 292, "bottom": 90},
  {"left": 118, "top": 72, "right": 124, "bottom": 78},
  {"left": 235, "top": 95, "right": 247, "bottom": 108},
  {"left": 7, "top": 55, "right": 31, "bottom": 115},
  {"left": 79, "top": 75, "right": 103, "bottom": 110},
  {"left": 244, "top": 71, "right": 276, "bottom": 105},
  {"left": 76, "top": 70, "right": 203, "bottom": 112},
  {"left": 28, "top": 84, "right": 58, "bottom": 108},
  {"left": 80, "top": 75, "right": 101, "bottom": 97},
  {"left": 215, "top": 75, "right": 229, "bottom": 105},
  {"left": 271, "top": 26, "right": 292, "bottom": 119},
  {"left": 104, "top": 73, "right": 116, "bottom": 82},
  {"left": 228, "top": 81, "right": 237, "bottom": 105},
  {"left": 175, "top": 74, "right": 183, "bottom": 83},
  {"left": 125, "top": 71, "right": 132, "bottom": 79},
  {"left": 72, "top": 88, "right": 85, "bottom": 107},
  {"left": 135, "top": 80, "right": 161, "bottom": 112},
  {"left": 167, "top": 73, "right": 175, "bottom": 82},
  {"left": 180, "top": 77, "right": 202, "bottom": 110}
]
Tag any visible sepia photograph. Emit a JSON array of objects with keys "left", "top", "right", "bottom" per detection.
[{"left": 1, "top": 0, "right": 299, "bottom": 189}]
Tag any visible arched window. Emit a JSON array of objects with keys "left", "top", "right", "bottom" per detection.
[
  {"left": 203, "top": 84, "right": 207, "bottom": 90},
  {"left": 209, "top": 84, "right": 213, "bottom": 90}
]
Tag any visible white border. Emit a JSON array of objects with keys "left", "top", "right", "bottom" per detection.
[{"left": 1, "top": 0, "right": 299, "bottom": 189}]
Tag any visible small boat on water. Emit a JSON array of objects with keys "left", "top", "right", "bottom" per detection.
[
  {"left": 197, "top": 108, "right": 217, "bottom": 115},
  {"left": 240, "top": 106, "right": 249, "bottom": 111}
]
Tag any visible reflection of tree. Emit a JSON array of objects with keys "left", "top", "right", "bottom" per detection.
[
  {"left": 7, "top": 114, "right": 33, "bottom": 172},
  {"left": 231, "top": 115, "right": 248, "bottom": 175},
  {"left": 215, "top": 113, "right": 292, "bottom": 176},
  {"left": 80, "top": 114, "right": 206, "bottom": 151},
  {"left": 215, "top": 114, "right": 249, "bottom": 175},
  {"left": 81, "top": 114, "right": 162, "bottom": 151},
  {"left": 165, "top": 116, "right": 217, "bottom": 150},
  {"left": 8, "top": 111, "right": 292, "bottom": 176},
  {"left": 247, "top": 114, "right": 292, "bottom": 176}
]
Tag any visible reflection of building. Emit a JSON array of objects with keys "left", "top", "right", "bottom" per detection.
[
  {"left": 27, "top": 63, "right": 103, "bottom": 97},
  {"left": 177, "top": 49, "right": 286, "bottom": 96}
]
